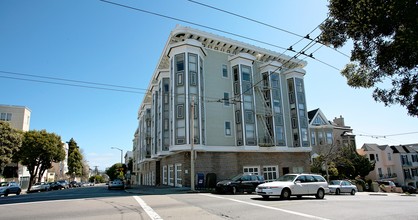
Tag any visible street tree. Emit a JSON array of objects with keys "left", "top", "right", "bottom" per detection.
[
  {"left": 334, "top": 145, "right": 375, "bottom": 179},
  {"left": 67, "top": 138, "right": 83, "bottom": 179},
  {"left": 17, "top": 130, "right": 65, "bottom": 190},
  {"left": 106, "top": 163, "right": 127, "bottom": 180},
  {"left": 320, "top": 0, "right": 418, "bottom": 116},
  {"left": 0, "top": 121, "right": 22, "bottom": 174}
]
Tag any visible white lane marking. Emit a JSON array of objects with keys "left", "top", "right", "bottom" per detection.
[
  {"left": 133, "top": 196, "right": 163, "bottom": 220},
  {"left": 202, "top": 194, "right": 331, "bottom": 220}
]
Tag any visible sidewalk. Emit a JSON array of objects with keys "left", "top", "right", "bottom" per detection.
[{"left": 125, "top": 185, "right": 211, "bottom": 195}]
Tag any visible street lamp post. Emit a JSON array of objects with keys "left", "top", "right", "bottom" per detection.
[{"left": 111, "top": 147, "right": 123, "bottom": 164}]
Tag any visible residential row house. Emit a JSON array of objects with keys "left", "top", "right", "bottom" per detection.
[
  {"left": 308, "top": 108, "right": 356, "bottom": 159},
  {"left": 359, "top": 143, "right": 418, "bottom": 188}
]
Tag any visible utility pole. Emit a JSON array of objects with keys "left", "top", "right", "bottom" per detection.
[{"left": 190, "top": 96, "right": 196, "bottom": 191}]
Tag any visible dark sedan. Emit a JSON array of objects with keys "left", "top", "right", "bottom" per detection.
[{"left": 216, "top": 173, "right": 265, "bottom": 194}]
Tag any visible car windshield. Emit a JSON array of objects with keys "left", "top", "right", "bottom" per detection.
[
  {"left": 231, "top": 174, "right": 244, "bottom": 181},
  {"left": 276, "top": 174, "right": 297, "bottom": 182},
  {"left": 329, "top": 180, "right": 341, "bottom": 185}
]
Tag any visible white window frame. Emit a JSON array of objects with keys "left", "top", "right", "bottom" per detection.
[
  {"left": 243, "top": 166, "right": 260, "bottom": 175},
  {"left": 225, "top": 121, "right": 231, "bottom": 136},
  {"left": 175, "top": 163, "right": 182, "bottom": 187},
  {"left": 263, "top": 165, "right": 278, "bottom": 182},
  {"left": 222, "top": 64, "right": 228, "bottom": 78},
  {"left": 163, "top": 165, "right": 168, "bottom": 185},
  {"left": 168, "top": 164, "right": 174, "bottom": 186}
]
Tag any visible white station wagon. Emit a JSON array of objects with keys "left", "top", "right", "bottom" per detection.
[{"left": 256, "top": 173, "right": 330, "bottom": 199}]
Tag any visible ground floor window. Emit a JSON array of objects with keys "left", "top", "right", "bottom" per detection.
[
  {"left": 243, "top": 166, "right": 259, "bottom": 175},
  {"left": 163, "top": 166, "right": 167, "bottom": 185},
  {"left": 168, "top": 165, "right": 174, "bottom": 186},
  {"left": 263, "top": 166, "right": 278, "bottom": 181},
  {"left": 175, "top": 163, "right": 182, "bottom": 187}
]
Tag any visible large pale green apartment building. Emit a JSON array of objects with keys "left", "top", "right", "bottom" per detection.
[{"left": 132, "top": 25, "right": 313, "bottom": 187}]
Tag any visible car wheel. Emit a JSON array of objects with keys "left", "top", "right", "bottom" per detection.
[
  {"left": 262, "top": 195, "right": 269, "bottom": 199},
  {"left": 297, "top": 195, "right": 302, "bottom": 199},
  {"left": 231, "top": 186, "right": 237, "bottom": 195},
  {"left": 350, "top": 189, "right": 356, "bottom": 195},
  {"left": 315, "top": 189, "right": 325, "bottom": 199},
  {"left": 16, "top": 189, "right": 21, "bottom": 195},
  {"left": 281, "top": 188, "right": 291, "bottom": 200},
  {"left": 336, "top": 188, "right": 340, "bottom": 195}
]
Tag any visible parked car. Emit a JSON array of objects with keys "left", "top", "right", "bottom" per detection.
[
  {"left": 401, "top": 185, "right": 416, "bottom": 194},
  {"left": 49, "top": 182, "right": 65, "bottom": 190},
  {"left": 377, "top": 180, "right": 396, "bottom": 192},
  {"left": 215, "top": 173, "right": 265, "bottom": 194},
  {"left": 69, "top": 181, "right": 81, "bottom": 188},
  {"left": 0, "top": 181, "right": 22, "bottom": 197},
  {"left": 108, "top": 179, "right": 124, "bottom": 190},
  {"left": 255, "top": 173, "right": 329, "bottom": 199},
  {"left": 57, "top": 180, "right": 69, "bottom": 189},
  {"left": 328, "top": 180, "right": 357, "bottom": 195},
  {"left": 28, "top": 182, "right": 50, "bottom": 193}
]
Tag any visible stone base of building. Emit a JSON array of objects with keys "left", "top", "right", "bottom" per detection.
[{"left": 137, "top": 151, "right": 311, "bottom": 188}]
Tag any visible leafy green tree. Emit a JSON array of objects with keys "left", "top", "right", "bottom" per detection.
[
  {"left": 334, "top": 145, "right": 375, "bottom": 179},
  {"left": 320, "top": 0, "right": 418, "bottom": 116},
  {"left": 106, "top": 163, "right": 127, "bottom": 180},
  {"left": 17, "top": 130, "right": 65, "bottom": 190},
  {"left": 89, "top": 174, "right": 104, "bottom": 183},
  {"left": 67, "top": 138, "right": 83, "bottom": 179},
  {"left": 0, "top": 121, "right": 22, "bottom": 174}
]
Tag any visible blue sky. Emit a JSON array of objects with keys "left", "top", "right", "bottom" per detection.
[{"left": 1, "top": 0, "right": 417, "bottom": 170}]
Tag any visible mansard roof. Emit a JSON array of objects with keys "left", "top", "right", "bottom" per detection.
[{"left": 140, "top": 25, "right": 308, "bottom": 110}]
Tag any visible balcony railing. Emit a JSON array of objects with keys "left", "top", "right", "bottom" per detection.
[{"left": 378, "top": 173, "right": 397, "bottom": 179}]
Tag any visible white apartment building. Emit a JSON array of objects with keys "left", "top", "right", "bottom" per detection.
[{"left": 133, "top": 25, "right": 312, "bottom": 187}]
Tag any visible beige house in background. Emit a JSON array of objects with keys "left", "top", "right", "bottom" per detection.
[
  {"left": 0, "top": 104, "right": 32, "bottom": 188},
  {"left": 0, "top": 104, "right": 31, "bottom": 131}
]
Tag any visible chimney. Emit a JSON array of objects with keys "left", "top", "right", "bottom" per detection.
[{"left": 333, "top": 115, "right": 345, "bottom": 126}]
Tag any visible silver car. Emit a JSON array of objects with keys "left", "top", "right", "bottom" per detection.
[
  {"left": 329, "top": 180, "right": 357, "bottom": 195},
  {"left": 108, "top": 179, "right": 124, "bottom": 190},
  {"left": 28, "top": 182, "right": 50, "bottom": 193},
  {"left": 256, "top": 174, "right": 329, "bottom": 199}
]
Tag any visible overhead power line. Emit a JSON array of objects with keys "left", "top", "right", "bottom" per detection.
[
  {"left": 99, "top": 0, "right": 340, "bottom": 70},
  {"left": 0, "top": 75, "right": 144, "bottom": 94},
  {"left": 0, "top": 70, "right": 146, "bottom": 91},
  {"left": 188, "top": 0, "right": 350, "bottom": 58}
]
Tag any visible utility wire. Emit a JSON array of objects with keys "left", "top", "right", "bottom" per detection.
[
  {"left": 0, "top": 70, "right": 228, "bottom": 102},
  {"left": 99, "top": 0, "right": 341, "bottom": 105},
  {"left": 0, "top": 75, "right": 145, "bottom": 94},
  {"left": 99, "top": 0, "right": 340, "bottom": 70},
  {"left": 0, "top": 70, "right": 146, "bottom": 91},
  {"left": 99, "top": 0, "right": 288, "bottom": 51},
  {"left": 188, "top": 0, "right": 350, "bottom": 58}
]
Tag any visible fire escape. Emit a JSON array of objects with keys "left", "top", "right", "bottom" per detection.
[{"left": 254, "top": 72, "right": 275, "bottom": 147}]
